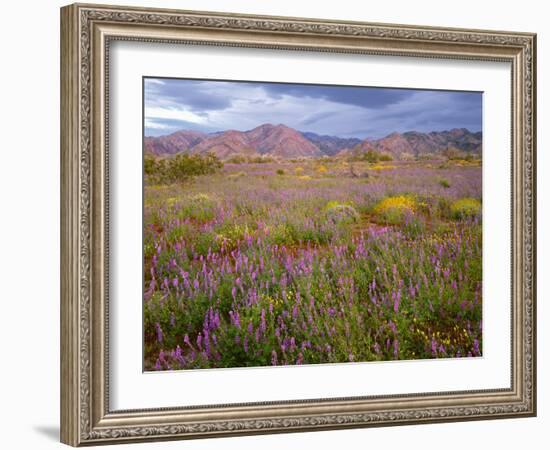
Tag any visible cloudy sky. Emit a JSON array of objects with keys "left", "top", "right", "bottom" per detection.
[{"left": 144, "top": 77, "right": 482, "bottom": 139}]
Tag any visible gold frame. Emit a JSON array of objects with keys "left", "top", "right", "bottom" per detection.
[{"left": 60, "top": 3, "right": 537, "bottom": 446}]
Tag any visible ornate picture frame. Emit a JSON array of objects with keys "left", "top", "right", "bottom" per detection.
[{"left": 60, "top": 3, "right": 536, "bottom": 446}]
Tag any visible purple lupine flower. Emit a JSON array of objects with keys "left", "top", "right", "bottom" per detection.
[
  {"left": 229, "top": 311, "right": 241, "bottom": 329},
  {"left": 243, "top": 336, "right": 249, "bottom": 353},
  {"left": 431, "top": 338, "right": 438, "bottom": 357},
  {"left": 296, "top": 353, "right": 304, "bottom": 365},
  {"left": 393, "top": 290, "right": 401, "bottom": 313},
  {"left": 271, "top": 350, "right": 278, "bottom": 366},
  {"left": 155, "top": 323, "right": 163, "bottom": 344},
  {"left": 260, "top": 309, "right": 266, "bottom": 333},
  {"left": 203, "top": 329, "right": 210, "bottom": 357},
  {"left": 290, "top": 337, "right": 296, "bottom": 351},
  {"left": 183, "top": 334, "right": 191, "bottom": 346},
  {"left": 196, "top": 333, "right": 203, "bottom": 350},
  {"left": 473, "top": 338, "right": 480, "bottom": 355},
  {"left": 393, "top": 339, "right": 399, "bottom": 358},
  {"left": 247, "top": 321, "right": 254, "bottom": 334}
]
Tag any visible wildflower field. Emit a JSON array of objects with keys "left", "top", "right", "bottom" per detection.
[{"left": 144, "top": 159, "right": 482, "bottom": 371}]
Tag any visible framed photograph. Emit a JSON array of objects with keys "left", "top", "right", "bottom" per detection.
[{"left": 60, "top": 3, "right": 536, "bottom": 446}]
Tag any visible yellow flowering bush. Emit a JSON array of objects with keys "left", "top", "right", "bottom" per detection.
[
  {"left": 316, "top": 165, "right": 328, "bottom": 174},
  {"left": 370, "top": 164, "right": 397, "bottom": 171},
  {"left": 450, "top": 198, "right": 481, "bottom": 220},
  {"left": 373, "top": 195, "right": 416, "bottom": 224}
]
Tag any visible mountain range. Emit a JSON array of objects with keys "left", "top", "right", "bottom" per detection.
[{"left": 145, "top": 124, "right": 482, "bottom": 159}]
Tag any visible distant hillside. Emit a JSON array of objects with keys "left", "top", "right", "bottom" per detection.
[
  {"left": 145, "top": 125, "right": 482, "bottom": 160},
  {"left": 144, "top": 130, "right": 207, "bottom": 155},
  {"left": 301, "top": 132, "right": 362, "bottom": 156},
  {"left": 351, "top": 128, "right": 482, "bottom": 158}
]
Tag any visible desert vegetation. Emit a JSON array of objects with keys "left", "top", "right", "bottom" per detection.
[{"left": 143, "top": 153, "right": 482, "bottom": 370}]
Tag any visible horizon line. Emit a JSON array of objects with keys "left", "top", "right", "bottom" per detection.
[{"left": 145, "top": 123, "right": 483, "bottom": 140}]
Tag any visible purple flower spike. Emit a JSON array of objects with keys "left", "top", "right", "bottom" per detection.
[
  {"left": 473, "top": 338, "right": 480, "bottom": 355},
  {"left": 155, "top": 323, "right": 163, "bottom": 344}
]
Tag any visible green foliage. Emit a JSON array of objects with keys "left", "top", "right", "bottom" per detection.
[
  {"left": 226, "top": 154, "right": 275, "bottom": 164},
  {"left": 324, "top": 201, "right": 359, "bottom": 225},
  {"left": 439, "top": 178, "right": 451, "bottom": 188},
  {"left": 442, "top": 146, "right": 466, "bottom": 161},
  {"left": 373, "top": 195, "right": 417, "bottom": 225},
  {"left": 145, "top": 152, "right": 222, "bottom": 185},
  {"left": 276, "top": 168, "right": 285, "bottom": 175},
  {"left": 451, "top": 198, "right": 482, "bottom": 220},
  {"left": 176, "top": 193, "right": 217, "bottom": 222}
]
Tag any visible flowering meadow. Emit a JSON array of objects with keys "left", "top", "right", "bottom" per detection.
[{"left": 144, "top": 159, "right": 482, "bottom": 371}]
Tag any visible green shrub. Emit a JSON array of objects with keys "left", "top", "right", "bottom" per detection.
[
  {"left": 450, "top": 198, "right": 482, "bottom": 220},
  {"left": 324, "top": 201, "right": 359, "bottom": 225},
  {"left": 373, "top": 195, "right": 416, "bottom": 224},
  {"left": 439, "top": 178, "right": 451, "bottom": 189},
  {"left": 227, "top": 171, "right": 246, "bottom": 180},
  {"left": 276, "top": 169, "right": 285, "bottom": 176},
  {"left": 145, "top": 153, "right": 222, "bottom": 185},
  {"left": 176, "top": 193, "right": 217, "bottom": 222}
]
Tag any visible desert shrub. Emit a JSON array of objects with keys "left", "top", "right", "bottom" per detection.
[
  {"left": 294, "top": 167, "right": 305, "bottom": 176},
  {"left": 439, "top": 178, "right": 451, "bottom": 188},
  {"left": 176, "top": 193, "right": 217, "bottom": 222},
  {"left": 227, "top": 171, "right": 246, "bottom": 180},
  {"left": 379, "top": 152, "right": 393, "bottom": 161},
  {"left": 166, "top": 223, "right": 194, "bottom": 245},
  {"left": 298, "top": 175, "right": 312, "bottom": 181},
  {"left": 145, "top": 153, "right": 222, "bottom": 184},
  {"left": 276, "top": 168, "right": 285, "bottom": 175},
  {"left": 403, "top": 212, "right": 426, "bottom": 239},
  {"left": 436, "top": 196, "right": 452, "bottom": 219},
  {"left": 190, "top": 231, "right": 219, "bottom": 257},
  {"left": 251, "top": 155, "right": 275, "bottom": 164},
  {"left": 324, "top": 201, "right": 359, "bottom": 225},
  {"left": 399, "top": 152, "right": 415, "bottom": 161},
  {"left": 373, "top": 195, "right": 416, "bottom": 224},
  {"left": 370, "top": 164, "right": 397, "bottom": 171},
  {"left": 269, "top": 223, "right": 296, "bottom": 246},
  {"left": 316, "top": 165, "right": 328, "bottom": 175},
  {"left": 450, "top": 198, "right": 481, "bottom": 220},
  {"left": 226, "top": 154, "right": 248, "bottom": 164},
  {"left": 442, "top": 146, "right": 466, "bottom": 161},
  {"left": 215, "top": 223, "right": 253, "bottom": 248}
]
